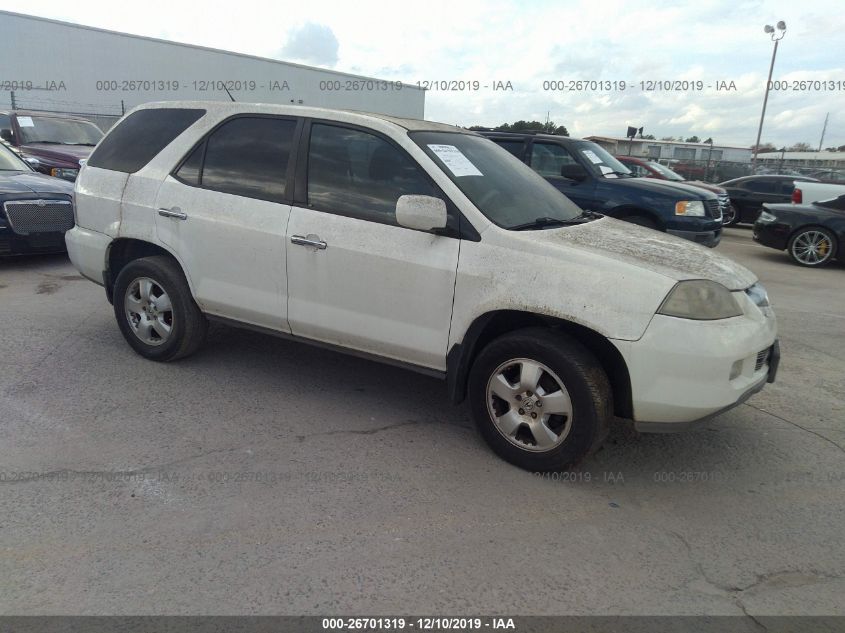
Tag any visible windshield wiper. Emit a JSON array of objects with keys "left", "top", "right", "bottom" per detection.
[{"left": 510, "top": 213, "right": 594, "bottom": 231}]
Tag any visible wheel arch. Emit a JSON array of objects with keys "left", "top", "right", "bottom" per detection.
[
  {"left": 105, "top": 238, "right": 193, "bottom": 304},
  {"left": 606, "top": 205, "right": 664, "bottom": 230},
  {"left": 447, "top": 310, "right": 633, "bottom": 419}
]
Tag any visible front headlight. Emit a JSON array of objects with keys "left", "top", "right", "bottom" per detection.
[
  {"left": 675, "top": 200, "right": 705, "bottom": 216},
  {"left": 757, "top": 210, "right": 777, "bottom": 223},
  {"left": 657, "top": 280, "right": 743, "bottom": 320},
  {"left": 50, "top": 167, "right": 79, "bottom": 181}
]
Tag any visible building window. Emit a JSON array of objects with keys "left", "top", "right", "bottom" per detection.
[
  {"left": 647, "top": 145, "right": 661, "bottom": 158},
  {"left": 673, "top": 147, "right": 697, "bottom": 160}
]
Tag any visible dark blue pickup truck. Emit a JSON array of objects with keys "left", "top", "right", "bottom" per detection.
[{"left": 480, "top": 131, "right": 723, "bottom": 247}]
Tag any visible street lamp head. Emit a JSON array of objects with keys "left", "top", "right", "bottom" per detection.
[
  {"left": 764, "top": 24, "right": 775, "bottom": 33},
  {"left": 777, "top": 21, "right": 786, "bottom": 31}
]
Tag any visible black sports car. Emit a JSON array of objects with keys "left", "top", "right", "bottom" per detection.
[
  {"left": 719, "top": 175, "right": 818, "bottom": 225},
  {"left": 753, "top": 195, "right": 845, "bottom": 267},
  {"left": 0, "top": 143, "right": 74, "bottom": 255}
]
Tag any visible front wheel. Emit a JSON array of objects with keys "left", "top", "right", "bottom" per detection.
[
  {"left": 722, "top": 203, "right": 739, "bottom": 226},
  {"left": 623, "top": 215, "right": 657, "bottom": 230},
  {"left": 113, "top": 255, "right": 208, "bottom": 361},
  {"left": 788, "top": 227, "right": 837, "bottom": 267},
  {"left": 468, "top": 328, "right": 612, "bottom": 472}
]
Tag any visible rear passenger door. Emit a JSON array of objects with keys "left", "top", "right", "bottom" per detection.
[
  {"left": 285, "top": 121, "right": 460, "bottom": 370},
  {"left": 155, "top": 115, "right": 300, "bottom": 331}
]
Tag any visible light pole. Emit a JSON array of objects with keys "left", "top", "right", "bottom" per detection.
[{"left": 751, "top": 21, "right": 786, "bottom": 175}]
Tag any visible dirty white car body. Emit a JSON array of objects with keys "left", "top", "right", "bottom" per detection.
[{"left": 66, "top": 101, "right": 779, "bottom": 471}]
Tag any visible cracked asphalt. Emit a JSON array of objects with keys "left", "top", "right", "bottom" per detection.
[{"left": 1, "top": 227, "right": 843, "bottom": 616}]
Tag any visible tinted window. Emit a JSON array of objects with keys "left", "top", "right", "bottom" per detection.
[
  {"left": 175, "top": 142, "right": 205, "bottom": 186},
  {"left": 780, "top": 181, "right": 796, "bottom": 195},
  {"left": 307, "top": 124, "right": 438, "bottom": 226},
  {"left": 88, "top": 108, "right": 204, "bottom": 173},
  {"left": 529, "top": 142, "right": 578, "bottom": 177},
  {"left": 201, "top": 117, "right": 296, "bottom": 201},
  {"left": 817, "top": 195, "right": 845, "bottom": 211},
  {"left": 746, "top": 180, "right": 777, "bottom": 193},
  {"left": 494, "top": 140, "right": 525, "bottom": 158}
]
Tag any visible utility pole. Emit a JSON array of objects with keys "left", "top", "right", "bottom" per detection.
[
  {"left": 818, "top": 112, "right": 829, "bottom": 152},
  {"left": 752, "top": 21, "right": 787, "bottom": 175},
  {"left": 10, "top": 90, "right": 15, "bottom": 110}
]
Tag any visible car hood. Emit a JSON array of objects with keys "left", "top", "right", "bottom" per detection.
[
  {"left": 683, "top": 180, "right": 727, "bottom": 194},
  {"left": 21, "top": 143, "right": 93, "bottom": 164},
  {"left": 610, "top": 176, "right": 717, "bottom": 199},
  {"left": 0, "top": 170, "right": 75, "bottom": 195},
  {"left": 536, "top": 217, "right": 756, "bottom": 290}
]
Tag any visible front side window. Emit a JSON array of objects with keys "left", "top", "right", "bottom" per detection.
[
  {"left": 307, "top": 123, "right": 438, "bottom": 226},
  {"left": 411, "top": 131, "right": 583, "bottom": 229},
  {"left": 747, "top": 180, "right": 777, "bottom": 193},
  {"left": 529, "top": 143, "right": 578, "bottom": 178},
  {"left": 197, "top": 117, "right": 296, "bottom": 202}
]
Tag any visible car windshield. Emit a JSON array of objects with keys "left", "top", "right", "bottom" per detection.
[
  {"left": 646, "top": 161, "right": 685, "bottom": 181},
  {"left": 411, "top": 131, "right": 583, "bottom": 229},
  {"left": 17, "top": 115, "right": 104, "bottom": 145},
  {"left": 573, "top": 141, "right": 633, "bottom": 178},
  {"left": 815, "top": 195, "right": 845, "bottom": 211},
  {"left": 0, "top": 143, "right": 30, "bottom": 170}
]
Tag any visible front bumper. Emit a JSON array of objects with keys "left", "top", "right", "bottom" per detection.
[
  {"left": 667, "top": 227, "right": 722, "bottom": 248},
  {"left": 612, "top": 299, "right": 777, "bottom": 430}
]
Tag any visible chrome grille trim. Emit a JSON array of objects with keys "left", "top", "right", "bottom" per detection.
[
  {"left": 2, "top": 200, "right": 74, "bottom": 235},
  {"left": 704, "top": 198, "right": 722, "bottom": 221}
]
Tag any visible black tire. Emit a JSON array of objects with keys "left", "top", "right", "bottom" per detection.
[
  {"left": 787, "top": 227, "right": 838, "bottom": 267},
  {"left": 722, "top": 203, "right": 739, "bottom": 226},
  {"left": 468, "top": 328, "right": 612, "bottom": 472},
  {"left": 113, "top": 255, "right": 207, "bottom": 361},
  {"left": 623, "top": 215, "right": 657, "bottom": 230}
]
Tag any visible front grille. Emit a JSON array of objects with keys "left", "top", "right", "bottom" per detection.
[
  {"left": 2, "top": 200, "right": 74, "bottom": 235},
  {"left": 704, "top": 198, "right": 722, "bottom": 221},
  {"left": 755, "top": 347, "right": 772, "bottom": 372}
]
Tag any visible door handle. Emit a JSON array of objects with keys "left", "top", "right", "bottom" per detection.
[
  {"left": 290, "top": 234, "right": 327, "bottom": 250},
  {"left": 158, "top": 207, "right": 187, "bottom": 220}
]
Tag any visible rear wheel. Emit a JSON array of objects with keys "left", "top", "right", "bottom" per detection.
[
  {"left": 788, "top": 227, "right": 837, "bottom": 267},
  {"left": 113, "top": 256, "right": 207, "bottom": 361},
  {"left": 468, "top": 328, "right": 612, "bottom": 472}
]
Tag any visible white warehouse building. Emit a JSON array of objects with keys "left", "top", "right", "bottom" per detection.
[{"left": 0, "top": 10, "right": 425, "bottom": 130}]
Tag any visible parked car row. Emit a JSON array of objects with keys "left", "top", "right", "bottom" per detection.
[
  {"left": 0, "top": 110, "right": 103, "bottom": 181},
  {"left": 480, "top": 132, "right": 724, "bottom": 247},
  {"left": 63, "top": 101, "right": 780, "bottom": 472}
]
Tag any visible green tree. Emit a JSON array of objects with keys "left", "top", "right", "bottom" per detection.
[
  {"left": 685, "top": 135, "right": 701, "bottom": 143},
  {"left": 641, "top": 134, "right": 656, "bottom": 140},
  {"left": 787, "top": 142, "right": 813, "bottom": 152},
  {"left": 468, "top": 120, "right": 569, "bottom": 136}
]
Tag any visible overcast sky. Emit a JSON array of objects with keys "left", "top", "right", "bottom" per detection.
[{"left": 3, "top": 0, "right": 844, "bottom": 148}]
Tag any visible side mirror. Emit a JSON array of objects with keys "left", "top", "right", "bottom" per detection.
[
  {"left": 24, "top": 156, "right": 40, "bottom": 167},
  {"left": 0, "top": 128, "right": 13, "bottom": 143},
  {"left": 560, "top": 163, "right": 588, "bottom": 181},
  {"left": 395, "top": 195, "right": 447, "bottom": 232}
]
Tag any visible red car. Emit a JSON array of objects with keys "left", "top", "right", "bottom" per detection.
[{"left": 616, "top": 156, "right": 732, "bottom": 224}]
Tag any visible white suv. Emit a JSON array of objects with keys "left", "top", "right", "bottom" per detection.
[{"left": 66, "top": 102, "right": 779, "bottom": 471}]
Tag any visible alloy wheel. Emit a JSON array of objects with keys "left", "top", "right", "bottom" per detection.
[
  {"left": 124, "top": 277, "right": 174, "bottom": 346},
  {"left": 486, "top": 358, "right": 574, "bottom": 452},
  {"left": 791, "top": 230, "right": 834, "bottom": 265}
]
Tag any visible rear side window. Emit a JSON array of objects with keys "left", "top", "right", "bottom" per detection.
[
  {"left": 87, "top": 108, "right": 205, "bottom": 173},
  {"left": 198, "top": 117, "right": 297, "bottom": 202},
  {"left": 493, "top": 140, "right": 525, "bottom": 159}
]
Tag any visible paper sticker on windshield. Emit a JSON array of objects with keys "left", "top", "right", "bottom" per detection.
[
  {"left": 581, "top": 149, "right": 603, "bottom": 164},
  {"left": 17, "top": 116, "right": 35, "bottom": 127},
  {"left": 428, "top": 144, "right": 483, "bottom": 177},
  {"left": 599, "top": 165, "right": 613, "bottom": 174}
]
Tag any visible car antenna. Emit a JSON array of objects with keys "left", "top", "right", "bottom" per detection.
[{"left": 223, "top": 86, "right": 236, "bottom": 102}]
